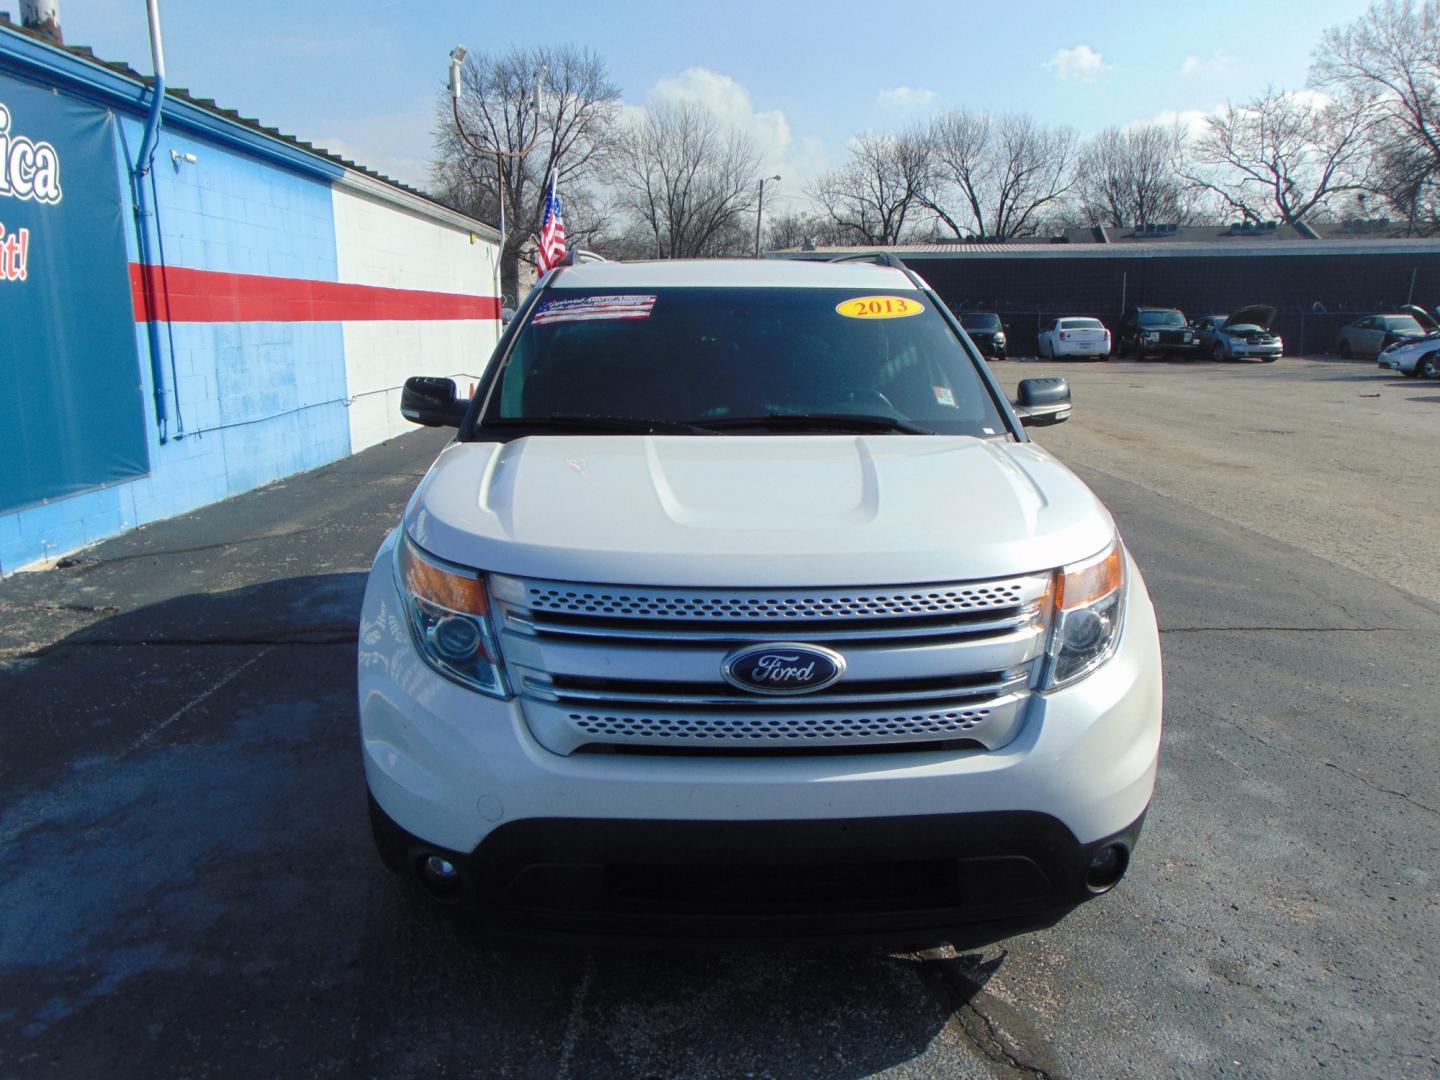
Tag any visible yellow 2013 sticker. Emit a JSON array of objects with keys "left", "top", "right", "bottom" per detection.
[{"left": 835, "top": 295, "right": 925, "bottom": 319}]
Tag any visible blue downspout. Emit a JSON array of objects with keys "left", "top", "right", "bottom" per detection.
[{"left": 134, "top": 0, "right": 169, "bottom": 443}]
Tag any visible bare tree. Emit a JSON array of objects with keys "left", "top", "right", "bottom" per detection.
[
  {"left": 764, "top": 210, "right": 846, "bottom": 251},
  {"left": 925, "top": 110, "right": 1078, "bottom": 239},
  {"left": 431, "top": 45, "right": 620, "bottom": 302},
  {"left": 1313, "top": 1, "right": 1440, "bottom": 230},
  {"left": 809, "top": 129, "right": 934, "bottom": 245},
  {"left": 1074, "top": 124, "right": 1201, "bottom": 228},
  {"left": 608, "top": 100, "right": 763, "bottom": 258},
  {"left": 1184, "top": 88, "right": 1373, "bottom": 225}
]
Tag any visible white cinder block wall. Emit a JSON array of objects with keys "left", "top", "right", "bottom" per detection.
[{"left": 332, "top": 186, "right": 501, "bottom": 451}]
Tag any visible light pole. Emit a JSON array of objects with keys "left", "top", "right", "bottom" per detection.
[
  {"left": 449, "top": 47, "right": 546, "bottom": 302},
  {"left": 754, "top": 174, "right": 781, "bottom": 257}
]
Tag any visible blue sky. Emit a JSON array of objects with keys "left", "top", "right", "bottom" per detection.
[{"left": 53, "top": 0, "right": 1378, "bottom": 207}]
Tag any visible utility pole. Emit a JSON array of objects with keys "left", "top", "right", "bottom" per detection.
[
  {"left": 449, "top": 48, "right": 546, "bottom": 303},
  {"left": 754, "top": 175, "right": 781, "bottom": 258}
]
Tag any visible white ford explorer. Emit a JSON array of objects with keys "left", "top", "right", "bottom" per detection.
[{"left": 359, "top": 254, "right": 1163, "bottom": 944}]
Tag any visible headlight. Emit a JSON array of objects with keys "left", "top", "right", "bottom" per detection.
[
  {"left": 993, "top": 332, "right": 1006, "bottom": 344},
  {"left": 1143, "top": 331, "right": 1159, "bottom": 341},
  {"left": 395, "top": 533, "right": 509, "bottom": 697},
  {"left": 1040, "top": 540, "right": 1126, "bottom": 689}
]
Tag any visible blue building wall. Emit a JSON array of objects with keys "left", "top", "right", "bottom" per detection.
[{"left": 0, "top": 90, "right": 350, "bottom": 572}]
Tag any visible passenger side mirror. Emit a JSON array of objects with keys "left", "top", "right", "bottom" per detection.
[
  {"left": 1013, "top": 377, "right": 1071, "bottom": 427},
  {"left": 400, "top": 376, "right": 468, "bottom": 428},
  {"left": 501, "top": 306, "right": 516, "bottom": 326}
]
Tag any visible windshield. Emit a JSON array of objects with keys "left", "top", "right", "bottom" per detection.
[
  {"left": 959, "top": 313, "right": 1001, "bottom": 330},
  {"left": 1060, "top": 318, "right": 1104, "bottom": 330},
  {"left": 1138, "top": 310, "right": 1186, "bottom": 327},
  {"left": 471, "top": 287, "right": 1010, "bottom": 438},
  {"left": 1383, "top": 315, "right": 1423, "bottom": 332}
]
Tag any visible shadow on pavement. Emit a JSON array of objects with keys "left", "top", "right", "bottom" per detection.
[{"left": 0, "top": 575, "right": 1013, "bottom": 1078}]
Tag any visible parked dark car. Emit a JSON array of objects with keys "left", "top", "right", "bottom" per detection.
[
  {"left": 957, "top": 311, "right": 1007, "bottom": 360},
  {"left": 1336, "top": 307, "right": 1437, "bottom": 358},
  {"left": 1118, "top": 307, "right": 1197, "bottom": 359}
]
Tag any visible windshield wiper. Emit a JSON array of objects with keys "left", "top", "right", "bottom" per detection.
[
  {"left": 688, "top": 412, "right": 936, "bottom": 434},
  {"left": 478, "top": 415, "right": 718, "bottom": 435}
]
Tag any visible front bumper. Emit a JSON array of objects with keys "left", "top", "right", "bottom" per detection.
[{"left": 359, "top": 533, "right": 1163, "bottom": 936}]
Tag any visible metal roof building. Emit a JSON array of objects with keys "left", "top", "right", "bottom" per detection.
[{"left": 779, "top": 238, "right": 1440, "bottom": 356}]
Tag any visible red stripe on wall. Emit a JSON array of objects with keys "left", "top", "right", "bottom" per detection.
[{"left": 129, "top": 263, "right": 502, "bottom": 323}]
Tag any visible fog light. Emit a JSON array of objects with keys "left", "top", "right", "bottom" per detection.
[
  {"left": 1086, "top": 844, "right": 1129, "bottom": 892},
  {"left": 424, "top": 855, "right": 458, "bottom": 879}
]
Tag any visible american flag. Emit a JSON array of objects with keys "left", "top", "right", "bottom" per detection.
[{"left": 537, "top": 168, "right": 567, "bottom": 273}]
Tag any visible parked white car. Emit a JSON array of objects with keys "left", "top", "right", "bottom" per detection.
[
  {"left": 1037, "top": 317, "right": 1111, "bottom": 360},
  {"left": 1379, "top": 333, "right": 1440, "bottom": 378},
  {"left": 361, "top": 254, "right": 1163, "bottom": 943}
]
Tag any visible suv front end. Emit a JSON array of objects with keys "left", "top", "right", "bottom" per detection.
[{"left": 359, "top": 258, "right": 1163, "bottom": 944}]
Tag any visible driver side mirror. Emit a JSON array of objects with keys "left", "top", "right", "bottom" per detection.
[
  {"left": 501, "top": 306, "right": 516, "bottom": 326},
  {"left": 1013, "top": 377, "right": 1071, "bottom": 427},
  {"left": 400, "top": 376, "right": 468, "bottom": 428}
]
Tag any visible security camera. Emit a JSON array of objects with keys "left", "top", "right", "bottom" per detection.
[{"left": 450, "top": 45, "right": 467, "bottom": 64}]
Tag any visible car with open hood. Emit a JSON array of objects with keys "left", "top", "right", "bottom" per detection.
[
  {"left": 1193, "top": 306, "right": 1283, "bottom": 362},
  {"left": 359, "top": 253, "right": 1163, "bottom": 944},
  {"left": 1377, "top": 309, "right": 1440, "bottom": 377},
  {"left": 1337, "top": 307, "right": 1437, "bottom": 358}
]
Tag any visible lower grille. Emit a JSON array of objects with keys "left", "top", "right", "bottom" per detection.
[{"left": 522, "top": 693, "right": 1028, "bottom": 755}]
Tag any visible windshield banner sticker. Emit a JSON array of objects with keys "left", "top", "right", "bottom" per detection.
[
  {"left": 835, "top": 295, "right": 924, "bottom": 319},
  {"left": 531, "top": 294, "right": 657, "bottom": 325}
]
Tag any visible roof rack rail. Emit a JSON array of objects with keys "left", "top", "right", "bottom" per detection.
[
  {"left": 559, "top": 248, "right": 608, "bottom": 266},
  {"left": 827, "top": 251, "right": 906, "bottom": 269}
]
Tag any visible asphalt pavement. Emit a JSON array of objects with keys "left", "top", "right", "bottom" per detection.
[{"left": 1, "top": 360, "right": 1437, "bottom": 1078}]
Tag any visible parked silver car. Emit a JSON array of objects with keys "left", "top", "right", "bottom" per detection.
[
  {"left": 1193, "top": 306, "right": 1283, "bottom": 362},
  {"left": 1336, "top": 309, "right": 1435, "bottom": 359}
]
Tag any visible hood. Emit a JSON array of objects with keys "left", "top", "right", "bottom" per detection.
[
  {"left": 1221, "top": 304, "right": 1276, "bottom": 331},
  {"left": 1404, "top": 304, "right": 1439, "bottom": 331},
  {"left": 404, "top": 435, "right": 1115, "bottom": 588}
]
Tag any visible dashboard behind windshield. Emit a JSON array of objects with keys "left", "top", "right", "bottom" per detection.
[
  {"left": 1138, "top": 311, "right": 1186, "bottom": 327},
  {"left": 471, "top": 287, "right": 1010, "bottom": 438}
]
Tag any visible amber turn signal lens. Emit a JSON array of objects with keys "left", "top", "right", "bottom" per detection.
[
  {"left": 398, "top": 536, "right": 488, "bottom": 615},
  {"left": 1055, "top": 542, "right": 1123, "bottom": 612}
]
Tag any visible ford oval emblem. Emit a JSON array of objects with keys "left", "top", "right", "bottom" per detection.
[{"left": 721, "top": 642, "right": 847, "bottom": 696}]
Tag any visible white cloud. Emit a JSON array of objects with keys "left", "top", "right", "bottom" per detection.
[
  {"left": 1047, "top": 44, "right": 1109, "bottom": 82},
  {"left": 875, "top": 85, "right": 938, "bottom": 112},
  {"left": 1180, "top": 51, "right": 1234, "bottom": 78},
  {"left": 639, "top": 67, "right": 830, "bottom": 197},
  {"left": 1127, "top": 108, "right": 1214, "bottom": 142},
  {"left": 650, "top": 67, "right": 793, "bottom": 166}
]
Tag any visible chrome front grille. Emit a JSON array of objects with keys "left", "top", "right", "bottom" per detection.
[{"left": 491, "top": 573, "right": 1051, "bottom": 756}]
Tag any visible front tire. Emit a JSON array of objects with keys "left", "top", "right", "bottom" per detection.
[
  {"left": 1212, "top": 343, "right": 1226, "bottom": 362},
  {"left": 1419, "top": 352, "right": 1440, "bottom": 378}
]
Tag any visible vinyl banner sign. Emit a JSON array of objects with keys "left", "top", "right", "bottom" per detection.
[{"left": 0, "top": 70, "right": 148, "bottom": 514}]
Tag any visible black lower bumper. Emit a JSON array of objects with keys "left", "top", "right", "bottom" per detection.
[{"left": 372, "top": 801, "right": 1148, "bottom": 946}]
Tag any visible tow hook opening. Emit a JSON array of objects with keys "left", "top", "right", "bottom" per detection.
[{"left": 1085, "top": 843, "right": 1130, "bottom": 893}]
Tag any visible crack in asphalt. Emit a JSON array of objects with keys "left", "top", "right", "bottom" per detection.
[
  {"left": 1160, "top": 626, "right": 1419, "bottom": 633},
  {"left": 1208, "top": 709, "right": 1440, "bottom": 818},
  {"left": 17, "top": 631, "right": 358, "bottom": 659},
  {"left": 914, "top": 952, "right": 1063, "bottom": 1079},
  {"left": 954, "top": 999, "right": 1056, "bottom": 1079}
]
